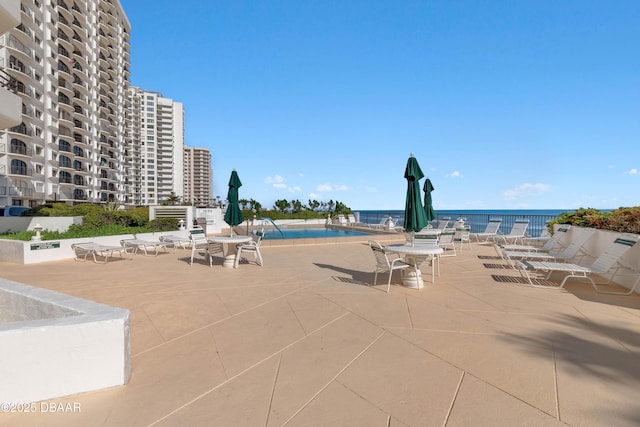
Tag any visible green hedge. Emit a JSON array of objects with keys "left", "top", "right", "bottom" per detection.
[{"left": 1, "top": 204, "right": 178, "bottom": 241}]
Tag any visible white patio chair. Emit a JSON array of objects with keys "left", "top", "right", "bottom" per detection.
[
  {"left": 471, "top": 218, "right": 502, "bottom": 242},
  {"left": 454, "top": 225, "right": 472, "bottom": 251},
  {"left": 369, "top": 241, "right": 415, "bottom": 293},
  {"left": 234, "top": 232, "right": 264, "bottom": 268},
  {"left": 189, "top": 227, "right": 209, "bottom": 265},
  {"left": 515, "top": 234, "right": 640, "bottom": 291},
  {"left": 437, "top": 228, "right": 456, "bottom": 257}
]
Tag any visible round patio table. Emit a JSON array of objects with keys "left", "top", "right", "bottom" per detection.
[
  {"left": 208, "top": 235, "right": 252, "bottom": 268},
  {"left": 384, "top": 243, "right": 444, "bottom": 289}
]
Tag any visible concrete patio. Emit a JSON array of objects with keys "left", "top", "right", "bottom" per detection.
[{"left": 1, "top": 237, "right": 639, "bottom": 426}]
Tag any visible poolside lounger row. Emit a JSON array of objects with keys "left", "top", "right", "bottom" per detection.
[{"left": 494, "top": 228, "right": 640, "bottom": 295}]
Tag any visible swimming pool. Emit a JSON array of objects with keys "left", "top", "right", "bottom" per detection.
[{"left": 261, "top": 227, "right": 370, "bottom": 239}]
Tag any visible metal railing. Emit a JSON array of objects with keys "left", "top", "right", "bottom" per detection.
[{"left": 355, "top": 211, "right": 561, "bottom": 237}]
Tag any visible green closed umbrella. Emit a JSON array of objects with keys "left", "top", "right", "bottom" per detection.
[
  {"left": 403, "top": 154, "right": 429, "bottom": 233},
  {"left": 423, "top": 178, "right": 436, "bottom": 222},
  {"left": 224, "top": 170, "right": 244, "bottom": 236}
]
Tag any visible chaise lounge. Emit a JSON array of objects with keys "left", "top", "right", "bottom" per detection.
[{"left": 71, "top": 242, "right": 128, "bottom": 264}]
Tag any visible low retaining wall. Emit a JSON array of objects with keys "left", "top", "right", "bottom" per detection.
[
  {"left": 0, "top": 230, "right": 189, "bottom": 264},
  {"left": 0, "top": 279, "right": 130, "bottom": 404}
]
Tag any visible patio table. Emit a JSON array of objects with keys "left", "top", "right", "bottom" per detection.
[
  {"left": 384, "top": 243, "right": 444, "bottom": 289},
  {"left": 208, "top": 235, "right": 252, "bottom": 268}
]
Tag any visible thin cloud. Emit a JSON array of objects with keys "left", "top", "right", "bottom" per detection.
[
  {"left": 264, "top": 175, "right": 285, "bottom": 185},
  {"left": 625, "top": 168, "right": 638, "bottom": 175},
  {"left": 316, "top": 184, "right": 350, "bottom": 192},
  {"left": 288, "top": 186, "right": 301, "bottom": 193},
  {"left": 446, "top": 171, "right": 463, "bottom": 178},
  {"left": 503, "top": 183, "right": 550, "bottom": 200}
]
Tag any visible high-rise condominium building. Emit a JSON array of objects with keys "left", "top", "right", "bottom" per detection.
[
  {"left": 0, "top": 0, "right": 131, "bottom": 207},
  {"left": 126, "top": 87, "right": 184, "bottom": 206},
  {"left": 0, "top": 0, "right": 22, "bottom": 132},
  {"left": 184, "top": 146, "right": 212, "bottom": 207}
]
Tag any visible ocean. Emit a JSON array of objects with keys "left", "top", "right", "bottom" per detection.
[{"left": 354, "top": 209, "right": 569, "bottom": 237}]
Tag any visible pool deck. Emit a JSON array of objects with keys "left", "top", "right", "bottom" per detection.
[{"left": 1, "top": 237, "right": 639, "bottom": 426}]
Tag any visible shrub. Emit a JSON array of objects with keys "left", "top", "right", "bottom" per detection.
[
  {"left": 0, "top": 206, "right": 178, "bottom": 241},
  {"left": 550, "top": 207, "right": 640, "bottom": 234}
]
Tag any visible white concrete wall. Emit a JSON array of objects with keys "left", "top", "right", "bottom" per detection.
[
  {"left": 0, "top": 229, "right": 189, "bottom": 264},
  {"left": 0, "top": 279, "right": 130, "bottom": 404},
  {"left": 0, "top": 217, "right": 82, "bottom": 233}
]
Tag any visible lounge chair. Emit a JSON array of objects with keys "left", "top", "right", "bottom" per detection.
[
  {"left": 497, "top": 227, "right": 596, "bottom": 268},
  {"left": 159, "top": 234, "right": 191, "bottom": 250},
  {"left": 520, "top": 225, "right": 552, "bottom": 246},
  {"left": 435, "top": 217, "right": 451, "bottom": 230},
  {"left": 369, "top": 241, "right": 416, "bottom": 293},
  {"left": 515, "top": 234, "right": 640, "bottom": 292},
  {"left": 234, "top": 232, "right": 264, "bottom": 268},
  {"left": 471, "top": 218, "right": 502, "bottom": 242},
  {"left": 120, "top": 238, "right": 171, "bottom": 256},
  {"left": 490, "top": 219, "right": 529, "bottom": 244},
  {"left": 335, "top": 214, "right": 348, "bottom": 226},
  {"left": 71, "top": 242, "right": 128, "bottom": 264},
  {"left": 371, "top": 216, "right": 391, "bottom": 230},
  {"left": 502, "top": 224, "right": 571, "bottom": 252}
]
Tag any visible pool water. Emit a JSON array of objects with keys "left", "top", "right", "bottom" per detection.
[{"left": 261, "top": 228, "right": 370, "bottom": 239}]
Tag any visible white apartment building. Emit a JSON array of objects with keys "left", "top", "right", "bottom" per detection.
[
  {"left": 126, "top": 87, "right": 184, "bottom": 206},
  {"left": 0, "top": 0, "right": 131, "bottom": 208},
  {"left": 0, "top": 0, "right": 22, "bottom": 132},
  {"left": 184, "top": 146, "right": 212, "bottom": 207}
]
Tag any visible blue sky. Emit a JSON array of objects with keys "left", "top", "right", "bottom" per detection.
[{"left": 120, "top": 0, "right": 639, "bottom": 211}]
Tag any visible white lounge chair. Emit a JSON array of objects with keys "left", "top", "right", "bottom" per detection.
[
  {"left": 369, "top": 241, "right": 416, "bottom": 293},
  {"left": 435, "top": 217, "right": 451, "bottom": 230},
  {"left": 497, "top": 227, "right": 596, "bottom": 268},
  {"left": 120, "top": 238, "right": 172, "bottom": 256},
  {"left": 335, "top": 214, "right": 348, "bottom": 226},
  {"left": 471, "top": 218, "right": 502, "bottom": 242},
  {"left": 234, "top": 232, "right": 264, "bottom": 268},
  {"left": 490, "top": 219, "right": 529, "bottom": 244},
  {"left": 71, "top": 242, "right": 128, "bottom": 264},
  {"left": 515, "top": 234, "right": 640, "bottom": 292},
  {"left": 371, "top": 216, "right": 391, "bottom": 230},
  {"left": 502, "top": 224, "right": 571, "bottom": 252},
  {"left": 159, "top": 234, "right": 191, "bottom": 250}
]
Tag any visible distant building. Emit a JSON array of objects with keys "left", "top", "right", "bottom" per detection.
[
  {"left": 184, "top": 146, "right": 212, "bottom": 207},
  {"left": 126, "top": 87, "right": 184, "bottom": 206}
]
